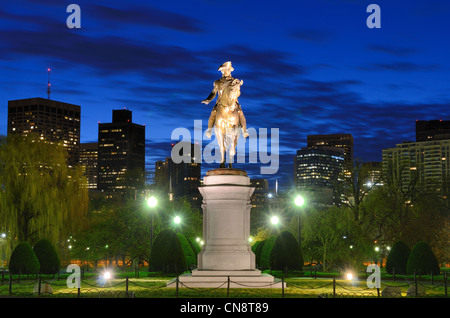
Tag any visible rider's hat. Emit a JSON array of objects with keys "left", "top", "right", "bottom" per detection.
[{"left": 218, "top": 61, "right": 234, "bottom": 72}]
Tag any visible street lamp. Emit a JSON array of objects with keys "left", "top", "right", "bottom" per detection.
[
  {"left": 294, "top": 194, "right": 305, "bottom": 247},
  {"left": 147, "top": 196, "right": 158, "bottom": 249},
  {"left": 270, "top": 215, "right": 280, "bottom": 225},
  {"left": 174, "top": 215, "right": 181, "bottom": 233}
]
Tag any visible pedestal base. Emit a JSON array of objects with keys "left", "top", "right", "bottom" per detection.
[{"left": 167, "top": 270, "right": 285, "bottom": 288}]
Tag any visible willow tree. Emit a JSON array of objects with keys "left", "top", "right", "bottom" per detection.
[{"left": 0, "top": 133, "right": 88, "bottom": 248}]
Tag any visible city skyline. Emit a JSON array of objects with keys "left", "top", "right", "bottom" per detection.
[{"left": 1, "top": 0, "right": 450, "bottom": 189}]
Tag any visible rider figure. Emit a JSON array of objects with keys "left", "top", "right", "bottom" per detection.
[{"left": 202, "top": 61, "right": 249, "bottom": 139}]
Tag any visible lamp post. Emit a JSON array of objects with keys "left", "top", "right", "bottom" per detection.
[
  {"left": 147, "top": 196, "right": 157, "bottom": 249},
  {"left": 294, "top": 195, "right": 305, "bottom": 248}
]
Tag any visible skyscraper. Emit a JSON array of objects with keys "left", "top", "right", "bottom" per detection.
[
  {"left": 154, "top": 142, "right": 201, "bottom": 209},
  {"left": 79, "top": 142, "right": 98, "bottom": 190},
  {"left": 307, "top": 134, "right": 353, "bottom": 167},
  {"left": 97, "top": 109, "right": 145, "bottom": 194},
  {"left": 7, "top": 97, "right": 81, "bottom": 166},
  {"left": 294, "top": 146, "right": 345, "bottom": 204}
]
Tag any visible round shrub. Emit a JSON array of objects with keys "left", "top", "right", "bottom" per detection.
[
  {"left": 251, "top": 241, "right": 262, "bottom": 254},
  {"left": 33, "top": 239, "right": 60, "bottom": 274},
  {"left": 9, "top": 242, "right": 40, "bottom": 275},
  {"left": 259, "top": 236, "right": 277, "bottom": 270},
  {"left": 177, "top": 233, "right": 197, "bottom": 268},
  {"left": 254, "top": 240, "right": 266, "bottom": 268},
  {"left": 188, "top": 238, "right": 201, "bottom": 256},
  {"left": 406, "top": 241, "right": 440, "bottom": 275},
  {"left": 270, "top": 231, "right": 303, "bottom": 271},
  {"left": 386, "top": 241, "right": 410, "bottom": 275},
  {"left": 149, "top": 229, "right": 186, "bottom": 273}
]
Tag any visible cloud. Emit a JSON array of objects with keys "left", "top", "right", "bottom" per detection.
[
  {"left": 360, "top": 62, "right": 441, "bottom": 72},
  {"left": 367, "top": 44, "right": 418, "bottom": 56},
  {"left": 289, "top": 28, "right": 333, "bottom": 44},
  {"left": 86, "top": 4, "right": 204, "bottom": 33}
]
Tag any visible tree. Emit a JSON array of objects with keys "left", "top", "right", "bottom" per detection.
[
  {"left": 270, "top": 230, "right": 303, "bottom": 271},
  {"left": 33, "top": 239, "right": 61, "bottom": 275},
  {"left": 406, "top": 241, "right": 440, "bottom": 275},
  {"left": 385, "top": 241, "right": 410, "bottom": 275},
  {"left": 8, "top": 242, "right": 40, "bottom": 275},
  {"left": 0, "top": 134, "right": 88, "bottom": 246},
  {"left": 302, "top": 206, "right": 358, "bottom": 271}
]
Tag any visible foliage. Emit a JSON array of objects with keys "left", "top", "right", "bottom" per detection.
[
  {"left": 385, "top": 241, "right": 410, "bottom": 275},
  {"left": 33, "top": 239, "right": 61, "bottom": 274},
  {"left": 258, "top": 236, "right": 276, "bottom": 269},
  {"left": 8, "top": 242, "right": 40, "bottom": 274},
  {"left": 0, "top": 133, "right": 88, "bottom": 246},
  {"left": 177, "top": 233, "right": 197, "bottom": 268},
  {"left": 188, "top": 238, "right": 202, "bottom": 256},
  {"left": 70, "top": 195, "right": 202, "bottom": 269},
  {"left": 406, "top": 241, "right": 440, "bottom": 275},
  {"left": 270, "top": 230, "right": 303, "bottom": 271},
  {"left": 148, "top": 229, "right": 186, "bottom": 273},
  {"left": 254, "top": 240, "right": 266, "bottom": 268}
]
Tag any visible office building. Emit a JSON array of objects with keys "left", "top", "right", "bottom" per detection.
[
  {"left": 307, "top": 134, "right": 353, "bottom": 167},
  {"left": 250, "top": 179, "right": 270, "bottom": 211},
  {"left": 294, "top": 146, "right": 345, "bottom": 204},
  {"left": 382, "top": 139, "right": 450, "bottom": 193},
  {"left": 154, "top": 142, "right": 201, "bottom": 208},
  {"left": 97, "top": 109, "right": 145, "bottom": 194},
  {"left": 79, "top": 142, "right": 98, "bottom": 190},
  {"left": 7, "top": 97, "right": 81, "bottom": 166}
]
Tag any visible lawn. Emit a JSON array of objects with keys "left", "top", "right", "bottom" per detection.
[{"left": 0, "top": 268, "right": 448, "bottom": 298}]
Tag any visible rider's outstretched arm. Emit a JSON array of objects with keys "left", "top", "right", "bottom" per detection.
[{"left": 202, "top": 81, "right": 218, "bottom": 104}]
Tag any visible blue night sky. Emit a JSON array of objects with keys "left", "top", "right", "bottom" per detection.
[{"left": 1, "top": 0, "right": 450, "bottom": 189}]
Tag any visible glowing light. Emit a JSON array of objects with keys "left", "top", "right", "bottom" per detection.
[
  {"left": 346, "top": 273, "right": 354, "bottom": 280},
  {"left": 294, "top": 195, "right": 305, "bottom": 207},
  {"left": 103, "top": 270, "right": 112, "bottom": 280},
  {"left": 174, "top": 216, "right": 181, "bottom": 224},
  {"left": 147, "top": 196, "right": 157, "bottom": 208},
  {"left": 270, "top": 216, "right": 279, "bottom": 225}
]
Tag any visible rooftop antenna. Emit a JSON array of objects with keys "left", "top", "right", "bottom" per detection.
[{"left": 47, "top": 68, "right": 51, "bottom": 99}]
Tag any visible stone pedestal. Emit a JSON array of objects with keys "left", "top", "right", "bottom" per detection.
[{"left": 168, "top": 168, "right": 284, "bottom": 289}]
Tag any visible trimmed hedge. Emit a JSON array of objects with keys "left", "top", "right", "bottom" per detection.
[
  {"left": 9, "top": 242, "right": 40, "bottom": 275},
  {"left": 254, "top": 240, "right": 266, "bottom": 268},
  {"left": 148, "top": 229, "right": 186, "bottom": 273},
  {"left": 33, "top": 239, "right": 60, "bottom": 274},
  {"left": 177, "top": 233, "right": 197, "bottom": 268},
  {"left": 386, "top": 241, "right": 410, "bottom": 275},
  {"left": 259, "top": 236, "right": 277, "bottom": 269},
  {"left": 187, "top": 238, "right": 201, "bottom": 256},
  {"left": 270, "top": 231, "right": 303, "bottom": 271},
  {"left": 406, "top": 241, "right": 440, "bottom": 275}
]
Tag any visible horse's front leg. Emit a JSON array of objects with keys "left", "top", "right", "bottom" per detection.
[{"left": 216, "top": 128, "right": 226, "bottom": 168}]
